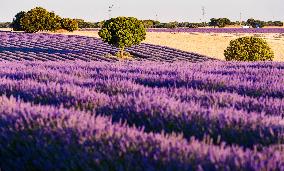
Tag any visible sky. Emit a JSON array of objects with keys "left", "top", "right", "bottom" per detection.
[{"left": 0, "top": 0, "right": 283, "bottom": 22}]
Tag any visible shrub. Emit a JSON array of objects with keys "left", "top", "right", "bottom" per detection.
[
  {"left": 265, "top": 21, "right": 283, "bottom": 27},
  {"left": 142, "top": 20, "right": 160, "bottom": 28},
  {"left": 142, "top": 20, "right": 155, "bottom": 28},
  {"left": 155, "top": 23, "right": 167, "bottom": 28},
  {"left": 20, "top": 7, "right": 62, "bottom": 33},
  {"left": 0, "top": 22, "right": 12, "bottom": 28},
  {"left": 11, "top": 11, "right": 26, "bottom": 31},
  {"left": 224, "top": 36, "right": 274, "bottom": 61},
  {"left": 209, "top": 18, "right": 231, "bottom": 28},
  {"left": 178, "top": 22, "right": 190, "bottom": 27},
  {"left": 272, "top": 21, "right": 283, "bottom": 27},
  {"left": 218, "top": 18, "right": 231, "bottom": 28},
  {"left": 97, "top": 21, "right": 105, "bottom": 28},
  {"left": 166, "top": 21, "right": 179, "bottom": 28},
  {"left": 246, "top": 18, "right": 265, "bottom": 28},
  {"left": 188, "top": 23, "right": 199, "bottom": 28},
  {"left": 74, "top": 19, "right": 98, "bottom": 28},
  {"left": 98, "top": 17, "right": 146, "bottom": 58},
  {"left": 61, "top": 18, "right": 79, "bottom": 32}
]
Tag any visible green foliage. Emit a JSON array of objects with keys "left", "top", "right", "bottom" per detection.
[
  {"left": 20, "top": 7, "right": 62, "bottom": 33},
  {"left": 265, "top": 21, "right": 283, "bottom": 27},
  {"left": 209, "top": 18, "right": 219, "bottom": 27},
  {"left": 142, "top": 20, "right": 155, "bottom": 28},
  {"left": 46, "top": 12, "right": 62, "bottom": 32},
  {"left": 61, "top": 18, "right": 79, "bottom": 32},
  {"left": 142, "top": 20, "right": 160, "bottom": 28},
  {"left": 0, "top": 22, "right": 11, "bottom": 28},
  {"left": 98, "top": 17, "right": 146, "bottom": 58},
  {"left": 187, "top": 23, "right": 199, "bottom": 28},
  {"left": 154, "top": 23, "right": 166, "bottom": 28},
  {"left": 166, "top": 21, "right": 179, "bottom": 28},
  {"left": 75, "top": 19, "right": 85, "bottom": 26},
  {"left": 219, "top": 18, "right": 231, "bottom": 27},
  {"left": 178, "top": 22, "right": 189, "bottom": 27},
  {"left": 142, "top": 20, "right": 154, "bottom": 28},
  {"left": 246, "top": 18, "right": 265, "bottom": 28},
  {"left": 209, "top": 18, "right": 231, "bottom": 28},
  {"left": 11, "top": 11, "right": 26, "bottom": 31},
  {"left": 271, "top": 21, "right": 283, "bottom": 27},
  {"left": 224, "top": 36, "right": 274, "bottom": 61},
  {"left": 97, "top": 20, "right": 106, "bottom": 28},
  {"left": 75, "top": 19, "right": 98, "bottom": 28}
]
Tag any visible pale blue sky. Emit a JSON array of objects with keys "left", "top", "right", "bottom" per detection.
[{"left": 0, "top": 0, "right": 283, "bottom": 22}]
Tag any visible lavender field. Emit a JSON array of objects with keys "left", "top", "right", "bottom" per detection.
[
  {"left": 1, "top": 60, "right": 284, "bottom": 170},
  {"left": 0, "top": 32, "right": 213, "bottom": 62}
]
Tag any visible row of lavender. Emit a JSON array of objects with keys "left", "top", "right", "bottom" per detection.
[
  {"left": 0, "top": 61, "right": 284, "bottom": 170},
  {"left": 0, "top": 32, "right": 213, "bottom": 62},
  {"left": 1, "top": 96, "right": 284, "bottom": 171}
]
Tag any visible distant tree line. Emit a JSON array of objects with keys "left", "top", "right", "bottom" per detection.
[
  {"left": 209, "top": 18, "right": 283, "bottom": 28},
  {"left": 0, "top": 22, "right": 11, "bottom": 28},
  {"left": 3, "top": 10, "right": 283, "bottom": 30},
  {"left": 142, "top": 18, "right": 283, "bottom": 28},
  {"left": 74, "top": 19, "right": 104, "bottom": 28},
  {"left": 245, "top": 18, "right": 283, "bottom": 28},
  {"left": 141, "top": 20, "right": 208, "bottom": 28}
]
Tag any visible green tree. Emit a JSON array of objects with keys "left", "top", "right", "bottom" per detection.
[
  {"left": 224, "top": 36, "right": 274, "bottom": 61},
  {"left": 166, "top": 21, "right": 179, "bottom": 28},
  {"left": 178, "top": 22, "right": 189, "bottom": 27},
  {"left": 75, "top": 19, "right": 85, "bottom": 28},
  {"left": 20, "top": 7, "right": 62, "bottom": 33},
  {"left": 11, "top": 11, "right": 26, "bottom": 31},
  {"left": 209, "top": 18, "right": 231, "bottom": 28},
  {"left": 219, "top": 18, "right": 231, "bottom": 27},
  {"left": 61, "top": 18, "right": 79, "bottom": 32},
  {"left": 98, "top": 17, "right": 146, "bottom": 58},
  {"left": 142, "top": 20, "right": 155, "bottom": 28},
  {"left": 153, "top": 20, "right": 160, "bottom": 28},
  {"left": 246, "top": 18, "right": 265, "bottom": 28},
  {"left": 97, "top": 20, "right": 105, "bottom": 28},
  {"left": 273, "top": 21, "right": 283, "bottom": 26},
  {"left": 209, "top": 18, "right": 218, "bottom": 28},
  {"left": 46, "top": 11, "right": 62, "bottom": 31}
]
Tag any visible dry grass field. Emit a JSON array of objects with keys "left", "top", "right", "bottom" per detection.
[
  {"left": 1, "top": 28, "right": 284, "bottom": 61},
  {"left": 144, "top": 32, "right": 284, "bottom": 62}
]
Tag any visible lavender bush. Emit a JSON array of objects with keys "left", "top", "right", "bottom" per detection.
[
  {"left": 0, "top": 61, "right": 284, "bottom": 170},
  {"left": 1, "top": 96, "right": 284, "bottom": 171}
]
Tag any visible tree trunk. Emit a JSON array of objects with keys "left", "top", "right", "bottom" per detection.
[{"left": 120, "top": 47, "right": 125, "bottom": 58}]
